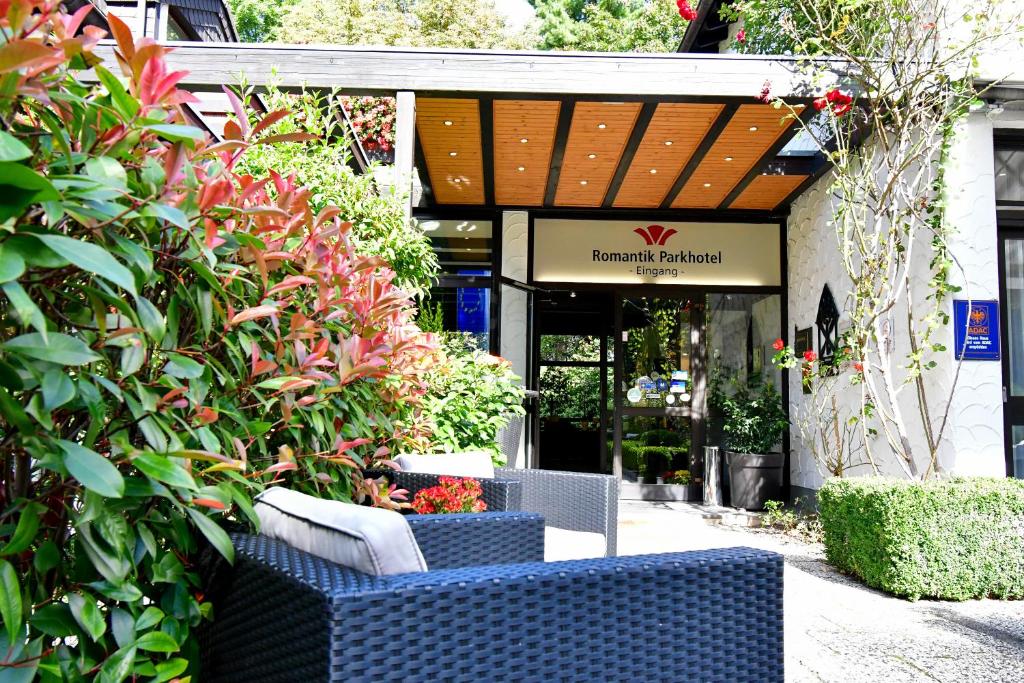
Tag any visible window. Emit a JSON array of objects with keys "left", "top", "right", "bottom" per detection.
[{"left": 419, "top": 218, "right": 494, "bottom": 350}]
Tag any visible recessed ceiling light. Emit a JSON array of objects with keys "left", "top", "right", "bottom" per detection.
[
  {"left": 517, "top": 166, "right": 526, "bottom": 172},
  {"left": 597, "top": 123, "right": 607, "bottom": 129},
  {"left": 703, "top": 182, "right": 712, "bottom": 188},
  {"left": 749, "top": 126, "right": 758, "bottom": 132},
  {"left": 449, "top": 151, "right": 458, "bottom": 157},
  {"left": 588, "top": 153, "right": 597, "bottom": 159},
  {"left": 454, "top": 178, "right": 462, "bottom": 183},
  {"left": 580, "top": 180, "right": 588, "bottom": 185},
  {"left": 725, "top": 156, "right": 734, "bottom": 161},
  {"left": 443, "top": 120, "right": 453, "bottom": 126},
  {"left": 465, "top": 248, "right": 471, "bottom": 251},
  {"left": 649, "top": 169, "right": 657, "bottom": 174},
  {"left": 520, "top": 138, "right": 529, "bottom": 143},
  {"left": 665, "top": 140, "right": 673, "bottom": 146}
]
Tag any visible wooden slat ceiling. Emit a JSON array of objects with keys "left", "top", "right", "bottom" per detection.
[
  {"left": 493, "top": 100, "right": 560, "bottom": 206},
  {"left": 415, "top": 98, "right": 810, "bottom": 212},
  {"left": 416, "top": 98, "right": 485, "bottom": 205},
  {"left": 612, "top": 103, "right": 724, "bottom": 208},
  {"left": 671, "top": 104, "right": 805, "bottom": 209},
  {"left": 729, "top": 174, "right": 808, "bottom": 210},
  {"left": 554, "top": 102, "right": 642, "bottom": 207}
]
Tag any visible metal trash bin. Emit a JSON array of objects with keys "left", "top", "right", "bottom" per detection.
[{"left": 703, "top": 446, "right": 722, "bottom": 506}]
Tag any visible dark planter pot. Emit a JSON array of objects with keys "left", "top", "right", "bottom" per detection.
[{"left": 725, "top": 451, "right": 784, "bottom": 511}]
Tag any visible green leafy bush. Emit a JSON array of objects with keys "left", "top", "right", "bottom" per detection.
[
  {"left": 422, "top": 333, "right": 525, "bottom": 463},
  {"left": 708, "top": 372, "right": 787, "bottom": 454},
  {"left": 819, "top": 477, "right": 1024, "bottom": 600},
  {"left": 233, "top": 85, "right": 438, "bottom": 298},
  {"left": 638, "top": 429, "right": 683, "bottom": 447},
  {"left": 0, "top": 5, "right": 436, "bottom": 679}
]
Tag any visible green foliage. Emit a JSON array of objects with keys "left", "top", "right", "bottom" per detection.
[
  {"left": 638, "top": 428, "right": 683, "bottom": 447},
  {"left": 709, "top": 372, "right": 787, "bottom": 454},
  {"left": 540, "top": 365, "right": 603, "bottom": 419},
  {"left": 423, "top": 334, "right": 526, "bottom": 463},
  {"left": 232, "top": 85, "right": 438, "bottom": 298},
  {"left": 761, "top": 499, "right": 798, "bottom": 530},
  {"left": 720, "top": 0, "right": 805, "bottom": 54},
  {"left": 416, "top": 300, "right": 445, "bottom": 334},
  {"left": 227, "top": 0, "right": 294, "bottom": 42},
  {"left": 616, "top": 440, "right": 687, "bottom": 474},
  {"left": 819, "top": 477, "right": 1024, "bottom": 600},
  {"left": 531, "top": 0, "right": 688, "bottom": 52},
  {"left": 279, "top": 0, "right": 537, "bottom": 48},
  {"left": 0, "top": 5, "right": 436, "bottom": 678}
]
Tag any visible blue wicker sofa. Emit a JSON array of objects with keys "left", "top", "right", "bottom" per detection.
[{"left": 200, "top": 511, "right": 783, "bottom": 683}]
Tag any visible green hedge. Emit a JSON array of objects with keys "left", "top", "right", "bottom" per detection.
[
  {"left": 819, "top": 477, "right": 1024, "bottom": 601},
  {"left": 614, "top": 441, "right": 689, "bottom": 473}
]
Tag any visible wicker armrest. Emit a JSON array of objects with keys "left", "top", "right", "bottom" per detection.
[
  {"left": 392, "top": 471, "right": 522, "bottom": 512},
  {"left": 495, "top": 467, "right": 619, "bottom": 556},
  {"left": 406, "top": 511, "right": 544, "bottom": 568},
  {"left": 203, "top": 535, "right": 784, "bottom": 683}
]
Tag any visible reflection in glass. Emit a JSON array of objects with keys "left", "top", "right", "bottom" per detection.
[
  {"left": 620, "top": 297, "right": 693, "bottom": 409},
  {"left": 705, "top": 293, "right": 783, "bottom": 452},
  {"left": 618, "top": 415, "right": 691, "bottom": 484}
]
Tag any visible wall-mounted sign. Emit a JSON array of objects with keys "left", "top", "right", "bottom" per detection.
[
  {"left": 533, "top": 219, "right": 781, "bottom": 287},
  {"left": 953, "top": 299, "right": 1000, "bottom": 361}
]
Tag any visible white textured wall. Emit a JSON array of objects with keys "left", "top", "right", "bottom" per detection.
[
  {"left": 500, "top": 211, "right": 530, "bottom": 468},
  {"left": 941, "top": 112, "right": 1004, "bottom": 475},
  {"left": 786, "top": 112, "right": 1005, "bottom": 489}
]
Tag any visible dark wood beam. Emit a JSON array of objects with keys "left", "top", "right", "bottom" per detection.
[
  {"left": 717, "top": 106, "right": 818, "bottom": 210},
  {"left": 543, "top": 100, "right": 575, "bottom": 207},
  {"left": 601, "top": 102, "right": 657, "bottom": 208},
  {"left": 659, "top": 103, "right": 738, "bottom": 209},
  {"left": 480, "top": 97, "right": 495, "bottom": 207}
]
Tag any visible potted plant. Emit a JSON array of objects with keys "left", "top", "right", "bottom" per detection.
[{"left": 708, "top": 373, "right": 789, "bottom": 510}]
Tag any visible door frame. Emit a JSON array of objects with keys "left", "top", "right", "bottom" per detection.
[{"left": 998, "top": 220, "right": 1024, "bottom": 477}]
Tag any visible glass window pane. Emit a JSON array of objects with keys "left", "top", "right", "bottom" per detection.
[
  {"left": 620, "top": 297, "right": 694, "bottom": 409},
  {"left": 995, "top": 147, "right": 1024, "bottom": 204},
  {"left": 1006, "top": 240, "right": 1024, "bottom": 396},
  {"left": 425, "top": 285, "right": 490, "bottom": 351},
  {"left": 540, "top": 335, "right": 601, "bottom": 362},
  {"left": 619, "top": 414, "right": 690, "bottom": 484},
  {"left": 1013, "top": 425, "right": 1024, "bottom": 479},
  {"left": 419, "top": 219, "right": 493, "bottom": 276}
]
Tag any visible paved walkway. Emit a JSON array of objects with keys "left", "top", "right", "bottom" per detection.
[{"left": 617, "top": 501, "right": 1024, "bottom": 682}]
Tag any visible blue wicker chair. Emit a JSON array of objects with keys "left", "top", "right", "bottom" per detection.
[{"left": 200, "top": 512, "right": 783, "bottom": 683}]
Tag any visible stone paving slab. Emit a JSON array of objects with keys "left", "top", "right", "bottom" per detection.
[{"left": 617, "top": 501, "right": 1024, "bottom": 682}]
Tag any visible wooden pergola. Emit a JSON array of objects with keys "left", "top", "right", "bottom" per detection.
[{"left": 95, "top": 41, "right": 843, "bottom": 215}]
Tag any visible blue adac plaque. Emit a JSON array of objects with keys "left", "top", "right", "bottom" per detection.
[{"left": 953, "top": 299, "right": 1000, "bottom": 361}]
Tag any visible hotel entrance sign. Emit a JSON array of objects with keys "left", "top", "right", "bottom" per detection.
[
  {"left": 953, "top": 299, "right": 1000, "bottom": 361},
  {"left": 533, "top": 219, "right": 781, "bottom": 287}
]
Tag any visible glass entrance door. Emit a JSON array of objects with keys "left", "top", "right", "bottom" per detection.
[
  {"left": 1001, "top": 236, "right": 1024, "bottom": 478},
  {"left": 613, "top": 294, "right": 705, "bottom": 486}
]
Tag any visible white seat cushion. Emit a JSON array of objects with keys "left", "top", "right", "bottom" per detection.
[
  {"left": 394, "top": 452, "right": 495, "bottom": 479},
  {"left": 254, "top": 487, "right": 428, "bottom": 576},
  {"left": 544, "top": 526, "right": 608, "bottom": 562}
]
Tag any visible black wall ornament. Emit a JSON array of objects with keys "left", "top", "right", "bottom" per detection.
[{"left": 816, "top": 285, "right": 840, "bottom": 366}]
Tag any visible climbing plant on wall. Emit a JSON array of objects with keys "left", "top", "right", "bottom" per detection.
[{"left": 744, "top": 0, "right": 1023, "bottom": 478}]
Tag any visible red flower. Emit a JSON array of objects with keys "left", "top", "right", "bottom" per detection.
[
  {"left": 772, "top": 338, "right": 785, "bottom": 351},
  {"left": 756, "top": 80, "right": 772, "bottom": 104},
  {"left": 803, "top": 350, "right": 818, "bottom": 363},
  {"left": 736, "top": 29, "right": 746, "bottom": 43},
  {"left": 813, "top": 89, "right": 853, "bottom": 117},
  {"left": 676, "top": 0, "right": 697, "bottom": 21},
  {"left": 853, "top": 362, "right": 863, "bottom": 373},
  {"left": 411, "top": 477, "right": 487, "bottom": 514}
]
